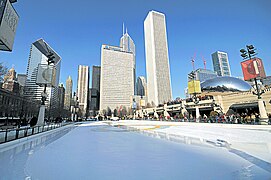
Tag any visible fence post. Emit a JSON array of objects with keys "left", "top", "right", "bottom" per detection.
[
  {"left": 15, "top": 129, "right": 19, "bottom": 139},
  {"left": 5, "top": 129, "right": 8, "bottom": 142},
  {"left": 24, "top": 128, "right": 27, "bottom": 137}
]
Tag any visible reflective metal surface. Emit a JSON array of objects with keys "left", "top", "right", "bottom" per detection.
[{"left": 201, "top": 76, "right": 252, "bottom": 92}]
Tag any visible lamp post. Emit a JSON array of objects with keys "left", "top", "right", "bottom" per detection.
[
  {"left": 240, "top": 45, "right": 268, "bottom": 124},
  {"left": 188, "top": 71, "right": 200, "bottom": 122},
  {"left": 36, "top": 44, "right": 55, "bottom": 126}
]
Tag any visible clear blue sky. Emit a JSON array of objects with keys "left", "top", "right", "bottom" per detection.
[{"left": 1, "top": 0, "right": 271, "bottom": 98}]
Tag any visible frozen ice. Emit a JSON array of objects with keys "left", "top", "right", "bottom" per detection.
[{"left": 0, "top": 121, "right": 270, "bottom": 179}]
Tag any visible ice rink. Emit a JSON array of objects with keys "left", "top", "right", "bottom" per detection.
[{"left": 0, "top": 121, "right": 270, "bottom": 179}]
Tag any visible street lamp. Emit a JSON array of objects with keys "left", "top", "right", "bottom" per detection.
[
  {"left": 188, "top": 71, "right": 201, "bottom": 122},
  {"left": 240, "top": 45, "right": 268, "bottom": 124},
  {"left": 36, "top": 43, "right": 55, "bottom": 126}
]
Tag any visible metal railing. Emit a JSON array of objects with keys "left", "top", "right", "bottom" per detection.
[{"left": 0, "top": 123, "right": 71, "bottom": 144}]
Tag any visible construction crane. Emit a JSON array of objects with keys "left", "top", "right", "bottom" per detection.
[
  {"left": 191, "top": 53, "right": 196, "bottom": 71},
  {"left": 202, "top": 56, "right": 207, "bottom": 70}
]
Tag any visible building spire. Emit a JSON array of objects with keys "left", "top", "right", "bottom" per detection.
[
  {"left": 122, "top": 22, "right": 125, "bottom": 36},
  {"left": 126, "top": 27, "right": 128, "bottom": 34}
]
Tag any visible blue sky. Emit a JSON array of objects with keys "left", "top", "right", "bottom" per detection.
[{"left": 1, "top": 0, "right": 271, "bottom": 98}]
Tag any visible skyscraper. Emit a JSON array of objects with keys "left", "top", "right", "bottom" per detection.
[
  {"left": 92, "top": 66, "right": 101, "bottom": 92},
  {"left": 77, "top": 65, "right": 89, "bottom": 117},
  {"left": 120, "top": 26, "right": 136, "bottom": 94},
  {"left": 89, "top": 66, "right": 101, "bottom": 115},
  {"left": 58, "top": 83, "right": 65, "bottom": 116},
  {"left": 120, "top": 26, "right": 136, "bottom": 55},
  {"left": 136, "top": 76, "right": 147, "bottom": 96},
  {"left": 64, "top": 76, "right": 73, "bottom": 110},
  {"left": 100, "top": 45, "right": 134, "bottom": 111},
  {"left": 188, "top": 68, "right": 217, "bottom": 83},
  {"left": 212, "top": 51, "right": 231, "bottom": 76},
  {"left": 17, "top": 74, "right": 27, "bottom": 95},
  {"left": 144, "top": 10, "right": 172, "bottom": 106},
  {"left": 17, "top": 74, "right": 27, "bottom": 87},
  {"left": 24, "top": 39, "right": 61, "bottom": 115}
]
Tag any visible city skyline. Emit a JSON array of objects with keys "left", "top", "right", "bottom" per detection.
[{"left": 1, "top": 0, "right": 271, "bottom": 98}]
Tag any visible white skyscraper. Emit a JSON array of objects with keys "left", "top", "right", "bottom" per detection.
[
  {"left": 212, "top": 51, "right": 231, "bottom": 76},
  {"left": 100, "top": 45, "right": 134, "bottom": 111},
  {"left": 77, "top": 65, "right": 89, "bottom": 117},
  {"left": 144, "top": 10, "right": 172, "bottom": 106},
  {"left": 24, "top": 39, "right": 61, "bottom": 114}
]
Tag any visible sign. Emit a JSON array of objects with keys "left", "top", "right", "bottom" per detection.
[
  {"left": 0, "top": 0, "right": 19, "bottom": 51},
  {"left": 140, "top": 99, "right": 146, "bottom": 107},
  {"left": 36, "top": 64, "right": 57, "bottom": 87},
  {"left": 241, "top": 58, "right": 266, "bottom": 81},
  {"left": 188, "top": 80, "right": 201, "bottom": 94}
]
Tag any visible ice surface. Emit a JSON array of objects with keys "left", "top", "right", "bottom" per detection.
[{"left": 0, "top": 121, "right": 270, "bottom": 179}]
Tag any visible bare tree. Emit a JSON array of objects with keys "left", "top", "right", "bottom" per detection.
[{"left": 0, "top": 62, "right": 8, "bottom": 82}]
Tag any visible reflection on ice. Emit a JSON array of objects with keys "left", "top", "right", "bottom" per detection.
[{"left": 0, "top": 126, "right": 74, "bottom": 180}]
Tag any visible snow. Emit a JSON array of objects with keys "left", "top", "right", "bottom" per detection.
[
  {"left": 110, "top": 120, "right": 271, "bottom": 163},
  {"left": 0, "top": 121, "right": 270, "bottom": 179}
]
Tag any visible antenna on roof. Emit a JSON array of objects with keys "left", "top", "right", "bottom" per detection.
[{"left": 122, "top": 22, "right": 125, "bottom": 36}]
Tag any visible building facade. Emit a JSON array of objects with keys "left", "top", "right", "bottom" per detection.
[
  {"left": 120, "top": 27, "right": 136, "bottom": 94},
  {"left": 64, "top": 76, "right": 73, "bottom": 110},
  {"left": 136, "top": 76, "right": 147, "bottom": 96},
  {"left": 188, "top": 68, "right": 218, "bottom": 83},
  {"left": 17, "top": 74, "right": 26, "bottom": 87},
  {"left": 2, "top": 67, "right": 19, "bottom": 93},
  {"left": 77, "top": 65, "right": 89, "bottom": 117},
  {"left": 100, "top": 45, "right": 134, "bottom": 111},
  {"left": 212, "top": 51, "right": 231, "bottom": 76},
  {"left": 261, "top": 76, "right": 271, "bottom": 86},
  {"left": 144, "top": 10, "right": 172, "bottom": 106},
  {"left": 58, "top": 83, "right": 65, "bottom": 115},
  {"left": 92, "top": 66, "right": 101, "bottom": 91},
  {"left": 89, "top": 66, "right": 101, "bottom": 116},
  {"left": 0, "top": 87, "right": 39, "bottom": 119},
  {"left": 24, "top": 39, "right": 61, "bottom": 118}
]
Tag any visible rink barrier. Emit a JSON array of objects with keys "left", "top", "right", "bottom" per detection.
[{"left": 0, "top": 123, "right": 73, "bottom": 144}]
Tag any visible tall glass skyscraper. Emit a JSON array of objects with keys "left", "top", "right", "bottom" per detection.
[
  {"left": 24, "top": 39, "right": 61, "bottom": 116},
  {"left": 188, "top": 68, "right": 217, "bottom": 83},
  {"left": 136, "top": 76, "right": 147, "bottom": 96},
  {"left": 144, "top": 10, "right": 172, "bottom": 106},
  {"left": 92, "top": 66, "right": 101, "bottom": 92},
  {"left": 212, "top": 51, "right": 231, "bottom": 76},
  {"left": 89, "top": 66, "right": 101, "bottom": 115}
]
